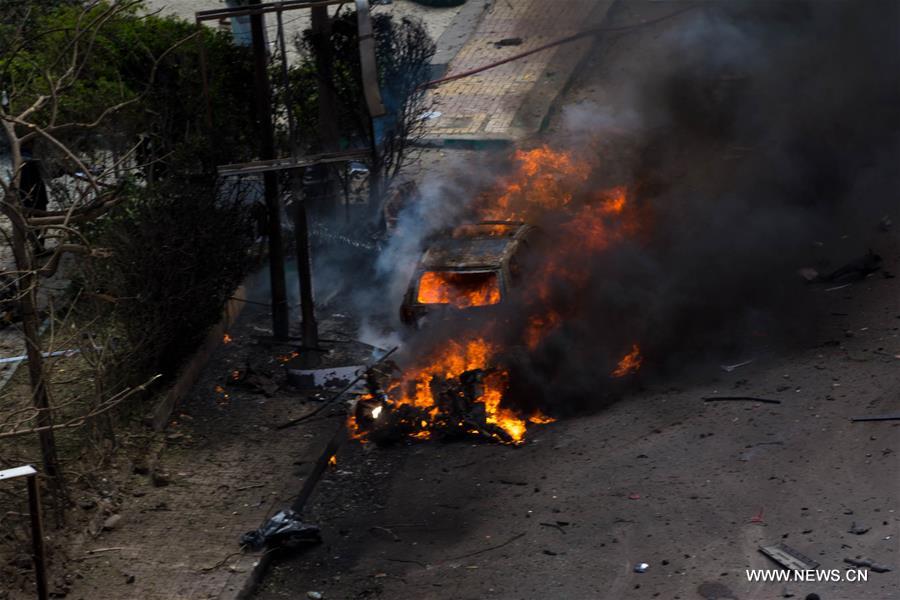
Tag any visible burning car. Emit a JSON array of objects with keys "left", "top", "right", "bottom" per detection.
[{"left": 399, "top": 221, "right": 538, "bottom": 326}]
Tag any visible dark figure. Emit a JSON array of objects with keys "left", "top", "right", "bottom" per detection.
[{"left": 19, "top": 156, "right": 49, "bottom": 255}]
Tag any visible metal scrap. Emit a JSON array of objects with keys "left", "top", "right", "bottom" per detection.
[
  {"left": 844, "top": 557, "right": 892, "bottom": 573},
  {"left": 759, "top": 544, "right": 820, "bottom": 570}
]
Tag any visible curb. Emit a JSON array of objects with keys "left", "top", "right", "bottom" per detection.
[
  {"left": 429, "top": 0, "right": 491, "bottom": 79},
  {"left": 150, "top": 284, "right": 248, "bottom": 431}
]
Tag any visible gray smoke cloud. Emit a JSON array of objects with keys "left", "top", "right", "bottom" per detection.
[{"left": 320, "top": 0, "right": 899, "bottom": 414}]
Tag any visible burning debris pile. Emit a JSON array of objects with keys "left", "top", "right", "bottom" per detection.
[{"left": 350, "top": 338, "right": 553, "bottom": 445}]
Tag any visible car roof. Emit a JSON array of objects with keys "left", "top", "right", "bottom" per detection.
[{"left": 420, "top": 221, "right": 531, "bottom": 270}]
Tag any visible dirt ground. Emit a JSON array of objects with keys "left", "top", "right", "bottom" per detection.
[
  {"left": 253, "top": 1, "right": 900, "bottom": 599},
  {"left": 1, "top": 303, "right": 363, "bottom": 600}
]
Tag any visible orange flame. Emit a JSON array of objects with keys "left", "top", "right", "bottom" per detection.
[
  {"left": 223, "top": 333, "right": 233, "bottom": 344},
  {"left": 417, "top": 271, "right": 501, "bottom": 308},
  {"left": 612, "top": 344, "right": 643, "bottom": 377},
  {"left": 351, "top": 338, "right": 552, "bottom": 444},
  {"left": 481, "top": 146, "right": 591, "bottom": 220},
  {"left": 327, "top": 455, "right": 337, "bottom": 467},
  {"left": 277, "top": 351, "right": 300, "bottom": 363}
]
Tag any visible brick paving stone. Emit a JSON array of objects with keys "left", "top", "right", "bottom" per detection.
[{"left": 424, "top": 0, "right": 613, "bottom": 142}]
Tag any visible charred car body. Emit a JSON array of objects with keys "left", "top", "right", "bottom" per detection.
[{"left": 400, "top": 221, "right": 537, "bottom": 326}]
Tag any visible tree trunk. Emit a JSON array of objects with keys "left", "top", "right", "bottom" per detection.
[{"left": 7, "top": 200, "right": 67, "bottom": 518}]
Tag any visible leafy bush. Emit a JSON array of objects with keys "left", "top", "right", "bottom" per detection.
[{"left": 92, "top": 178, "right": 255, "bottom": 384}]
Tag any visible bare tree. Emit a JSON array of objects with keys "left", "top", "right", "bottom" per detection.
[
  {"left": 0, "top": 0, "right": 196, "bottom": 509},
  {"left": 291, "top": 12, "right": 436, "bottom": 218}
]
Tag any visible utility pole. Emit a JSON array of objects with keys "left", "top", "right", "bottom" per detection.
[
  {"left": 310, "top": 6, "right": 341, "bottom": 155},
  {"left": 292, "top": 171, "right": 318, "bottom": 349},
  {"left": 249, "top": 0, "right": 290, "bottom": 340},
  {"left": 277, "top": 12, "right": 319, "bottom": 350},
  {"left": 197, "top": 0, "right": 385, "bottom": 345}
]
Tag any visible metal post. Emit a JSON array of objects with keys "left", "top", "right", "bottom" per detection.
[
  {"left": 293, "top": 170, "right": 319, "bottom": 349},
  {"left": 1, "top": 466, "right": 47, "bottom": 600},
  {"left": 278, "top": 12, "right": 320, "bottom": 349},
  {"left": 249, "top": 0, "right": 290, "bottom": 340},
  {"left": 26, "top": 474, "right": 48, "bottom": 600}
]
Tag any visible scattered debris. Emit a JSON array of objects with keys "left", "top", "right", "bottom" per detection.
[
  {"left": 844, "top": 557, "right": 892, "bottom": 573},
  {"left": 102, "top": 514, "right": 122, "bottom": 531},
  {"left": 800, "top": 250, "right": 883, "bottom": 285},
  {"left": 239, "top": 510, "right": 321, "bottom": 550},
  {"left": 749, "top": 508, "right": 765, "bottom": 524},
  {"left": 285, "top": 364, "right": 365, "bottom": 390},
  {"left": 759, "top": 544, "right": 820, "bottom": 570},
  {"left": 354, "top": 367, "right": 531, "bottom": 445},
  {"left": 697, "top": 582, "right": 738, "bottom": 600},
  {"left": 228, "top": 364, "right": 279, "bottom": 396},
  {"left": 851, "top": 413, "right": 900, "bottom": 422},
  {"left": 634, "top": 562, "right": 649, "bottom": 573},
  {"left": 825, "top": 283, "right": 852, "bottom": 292},
  {"left": 446, "top": 532, "right": 526, "bottom": 561},
  {"left": 704, "top": 396, "right": 782, "bottom": 405},
  {"left": 307, "top": 592, "right": 324, "bottom": 600},
  {"left": 848, "top": 522, "right": 870, "bottom": 535},
  {"left": 721, "top": 359, "right": 754, "bottom": 372},
  {"left": 277, "top": 347, "right": 398, "bottom": 430},
  {"left": 797, "top": 268, "right": 819, "bottom": 282},
  {"left": 826, "top": 250, "right": 883, "bottom": 283},
  {"left": 0, "top": 348, "right": 80, "bottom": 365},
  {"left": 494, "top": 37, "right": 523, "bottom": 47},
  {"left": 369, "top": 526, "right": 400, "bottom": 542},
  {"left": 628, "top": 492, "right": 641, "bottom": 500},
  {"left": 539, "top": 522, "right": 567, "bottom": 534}
]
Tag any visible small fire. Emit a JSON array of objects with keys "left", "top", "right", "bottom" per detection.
[
  {"left": 612, "top": 344, "right": 643, "bottom": 377},
  {"left": 223, "top": 333, "right": 233, "bottom": 344},
  {"left": 452, "top": 223, "right": 516, "bottom": 238},
  {"left": 214, "top": 384, "right": 230, "bottom": 406},
  {"left": 524, "top": 311, "right": 561, "bottom": 349},
  {"left": 327, "top": 454, "right": 337, "bottom": 467},
  {"left": 417, "top": 271, "right": 501, "bottom": 308},
  {"left": 277, "top": 351, "right": 300, "bottom": 363}
]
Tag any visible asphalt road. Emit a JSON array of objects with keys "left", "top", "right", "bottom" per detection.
[{"left": 254, "top": 1, "right": 900, "bottom": 598}]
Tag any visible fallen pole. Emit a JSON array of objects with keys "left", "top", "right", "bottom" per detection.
[
  {"left": 703, "top": 396, "right": 782, "bottom": 405},
  {"left": 851, "top": 413, "right": 900, "bottom": 422},
  {"left": 291, "top": 422, "right": 346, "bottom": 513}
]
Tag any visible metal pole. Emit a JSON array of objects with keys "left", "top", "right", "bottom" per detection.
[
  {"left": 1, "top": 466, "right": 48, "bottom": 600},
  {"left": 293, "top": 170, "right": 319, "bottom": 349},
  {"left": 26, "top": 473, "right": 48, "bottom": 600},
  {"left": 278, "top": 11, "right": 320, "bottom": 349},
  {"left": 249, "top": 0, "right": 290, "bottom": 340}
]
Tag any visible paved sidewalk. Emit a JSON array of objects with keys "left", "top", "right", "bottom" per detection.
[{"left": 423, "top": 0, "right": 615, "bottom": 144}]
